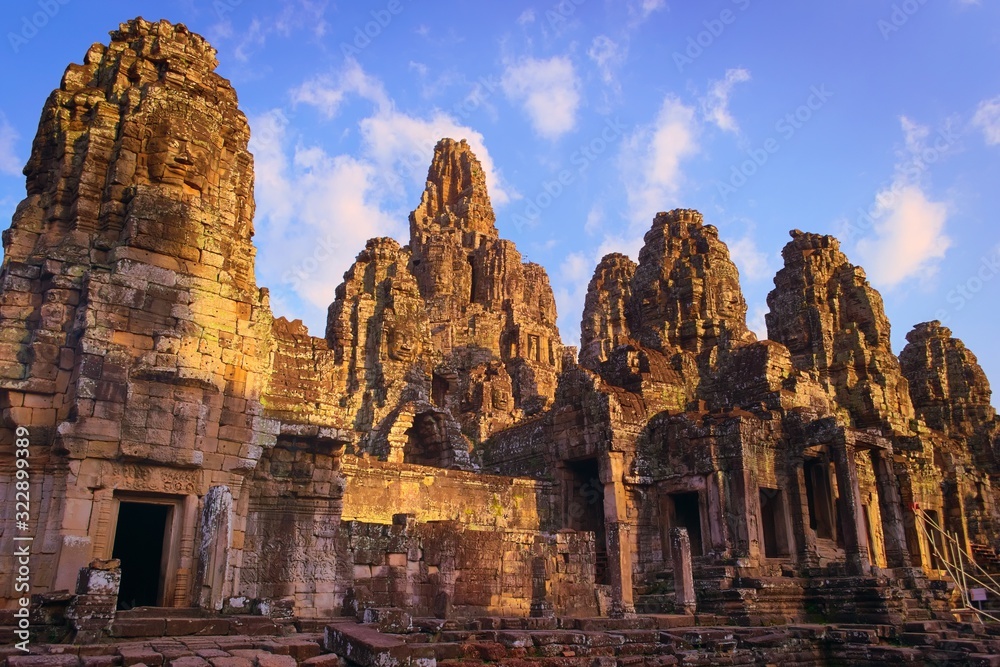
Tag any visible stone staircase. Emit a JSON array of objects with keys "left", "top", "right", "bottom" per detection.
[
  {"left": 637, "top": 563, "right": 961, "bottom": 631},
  {"left": 972, "top": 542, "right": 1000, "bottom": 574},
  {"left": 7, "top": 613, "right": 1000, "bottom": 666}
]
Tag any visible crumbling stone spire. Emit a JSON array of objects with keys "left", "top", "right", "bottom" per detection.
[
  {"left": 0, "top": 16, "right": 271, "bottom": 459},
  {"left": 900, "top": 320, "right": 996, "bottom": 438},
  {"left": 766, "top": 230, "right": 915, "bottom": 431},
  {"left": 627, "top": 209, "right": 756, "bottom": 357},
  {"left": 409, "top": 138, "right": 497, "bottom": 237},
  {"left": 580, "top": 253, "right": 636, "bottom": 370}
]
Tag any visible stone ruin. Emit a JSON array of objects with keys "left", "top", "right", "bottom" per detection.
[{"left": 3, "top": 16, "right": 1000, "bottom": 666}]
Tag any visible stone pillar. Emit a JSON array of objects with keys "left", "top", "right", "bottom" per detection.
[
  {"left": 65, "top": 559, "right": 120, "bottom": 643},
  {"left": 529, "top": 554, "right": 554, "bottom": 618},
  {"left": 174, "top": 494, "right": 200, "bottom": 607},
  {"left": 789, "top": 459, "right": 818, "bottom": 568},
  {"left": 601, "top": 453, "right": 635, "bottom": 618},
  {"left": 670, "top": 528, "right": 697, "bottom": 615},
  {"left": 871, "top": 450, "right": 910, "bottom": 569},
  {"left": 832, "top": 443, "right": 872, "bottom": 575},
  {"left": 197, "top": 486, "right": 233, "bottom": 611}
]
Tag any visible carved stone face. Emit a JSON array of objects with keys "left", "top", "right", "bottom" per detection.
[
  {"left": 414, "top": 412, "right": 444, "bottom": 441},
  {"left": 384, "top": 306, "right": 423, "bottom": 362},
  {"left": 145, "top": 109, "right": 213, "bottom": 193}
]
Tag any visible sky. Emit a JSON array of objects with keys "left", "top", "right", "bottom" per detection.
[{"left": 0, "top": 0, "right": 998, "bottom": 405}]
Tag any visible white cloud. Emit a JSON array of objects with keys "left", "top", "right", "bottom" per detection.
[
  {"left": 249, "top": 109, "right": 401, "bottom": 322},
  {"left": 360, "top": 109, "right": 513, "bottom": 204},
  {"left": 727, "top": 233, "right": 770, "bottom": 281},
  {"left": 627, "top": 0, "right": 666, "bottom": 26},
  {"left": 620, "top": 95, "right": 700, "bottom": 226},
  {"left": 856, "top": 185, "right": 950, "bottom": 288},
  {"left": 292, "top": 59, "right": 390, "bottom": 117},
  {"left": 854, "top": 117, "right": 952, "bottom": 289},
  {"left": 748, "top": 304, "right": 768, "bottom": 340},
  {"left": 223, "top": 1, "right": 328, "bottom": 62},
  {"left": 517, "top": 9, "right": 535, "bottom": 25},
  {"left": 584, "top": 206, "right": 604, "bottom": 236},
  {"left": 588, "top": 35, "right": 626, "bottom": 85},
  {"left": 0, "top": 114, "right": 20, "bottom": 176},
  {"left": 554, "top": 251, "right": 595, "bottom": 348},
  {"left": 701, "top": 68, "right": 751, "bottom": 133},
  {"left": 972, "top": 96, "right": 1000, "bottom": 146},
  {"left": 292, "top": 61, "right": 511, "bottom": 205},
  {"left": 251, "top": 62, "right": 517, "bottom": 331},
  {"left": 501, "top": 56, "right": 581, "bottom": 140}
]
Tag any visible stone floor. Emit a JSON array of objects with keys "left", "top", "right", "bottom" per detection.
[{"left": 5, "top": 614, "right": 1000, "bottom": 666}]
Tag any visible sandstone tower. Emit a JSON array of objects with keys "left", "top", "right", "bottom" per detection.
[{"left": 2, "top": 19, "right": 1000, "bottom": 651}]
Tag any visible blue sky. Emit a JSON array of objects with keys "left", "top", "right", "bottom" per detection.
[{"left": 0, "top": 1, "right": 998, "bottom": 404}]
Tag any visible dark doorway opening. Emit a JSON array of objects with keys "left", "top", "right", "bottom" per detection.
[
  {"left": 804, "top": 459, "right": 837, "bottom": 540},
  {"left": 431, "top": 373, "right": 449, "bottom": 408},
  {"left": 670, "top": 492, "right": 703, "bottom": 557},
  {"left": 760, "top": 488, "right": 790, "bottom": 558},
  {"left": 404, "top": 412, "right": 447, "bottom": 467},
  {"left": 468, "top": 255, "right": 478, "bottom": 304},
  {"left": 112, "top": 502, "right": 170, "bottom": 609},
  {"left": 564, "top": 458, "right": 608, "bottom": 584}
]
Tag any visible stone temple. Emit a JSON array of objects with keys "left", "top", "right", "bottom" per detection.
[{"left": 3, "top": 17, "right": 1000, "bottom": 666}]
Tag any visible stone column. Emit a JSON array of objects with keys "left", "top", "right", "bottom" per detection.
[
  {"left": 529, "top": 553, "right": 554, "bottom": 618},
  {"left": 832, "top": 443, "right": 872, "bottom": 575},
  {"left": 670, "top": 528, "right": 697, "bottom": 615},
  {"left": 789, "top": 458, "right": 818, "bottom": 568},
  {"left": 601, "top": 452, "right": 635, "bottom": 618},
  {"left": 871, "top": 450, "right": 910, "bottom": 569},
  {"left": 197, "top": 486, "right": 233, "bottom": 610},
  {"left": 65, "top": 559, "right": 121, "bottom": 643}
]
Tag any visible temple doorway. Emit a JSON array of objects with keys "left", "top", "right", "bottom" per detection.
[
  {"left": 112, "top": 501, "right": 171, "bottom": 608},
  {"left": 668, "top": 492, "right": 703, "bottom": 557},
  {"left": 759, "top": 488, "right": 791, "bottom": 558},
  {"left": 564, "top": 458, "right": 608, "bottom": 584}
]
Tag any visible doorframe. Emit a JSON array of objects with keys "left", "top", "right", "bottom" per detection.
[{"left": 109, "top": 493, "right": 184, "bottom": 607}]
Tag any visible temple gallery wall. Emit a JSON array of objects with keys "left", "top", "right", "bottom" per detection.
[{"left": 2, "top": 18, "right": 1000, "bottom": 629}]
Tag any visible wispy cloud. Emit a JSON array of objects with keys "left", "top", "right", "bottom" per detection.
[
  {"left": 253, "top": 61, "right": 517, "bottom": 329},
  {"left": 501, "top": 56, "right": 581, "bottom": 140},
  {"left": 727, "top": 232, "right": 771, "bottom": 281},
  {"left": 216, "top": 0, "right": 329, "bottom": 62},
  {"left": 972, "top": 95, "right": 1000, "bottom": 146},
  {"left": 249, "top": 109, "right": 400, "bottom": 322},
  {"left": 291, "top": 59, "right": 390, "bottom": 117},
  {"left": 620, "top": 95, "right": 700, "bottom": 227},
  {"left": 0, "top": 114, "right": 21, "bottom": 176},
  {"left": 588, "top": 35, "right": 626, "bottom": 86},
  {"left": 627, "top": 0, "right": 666, "bottom": 27},
  {"left": 855, "top": 116, "right": 951, "bottom": 288},
  {"left": 554, "top": 250, "right": 596, "bottom": 348},
  {"left": 701, "top": 68, "right": 751, "bottom": 133}
]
